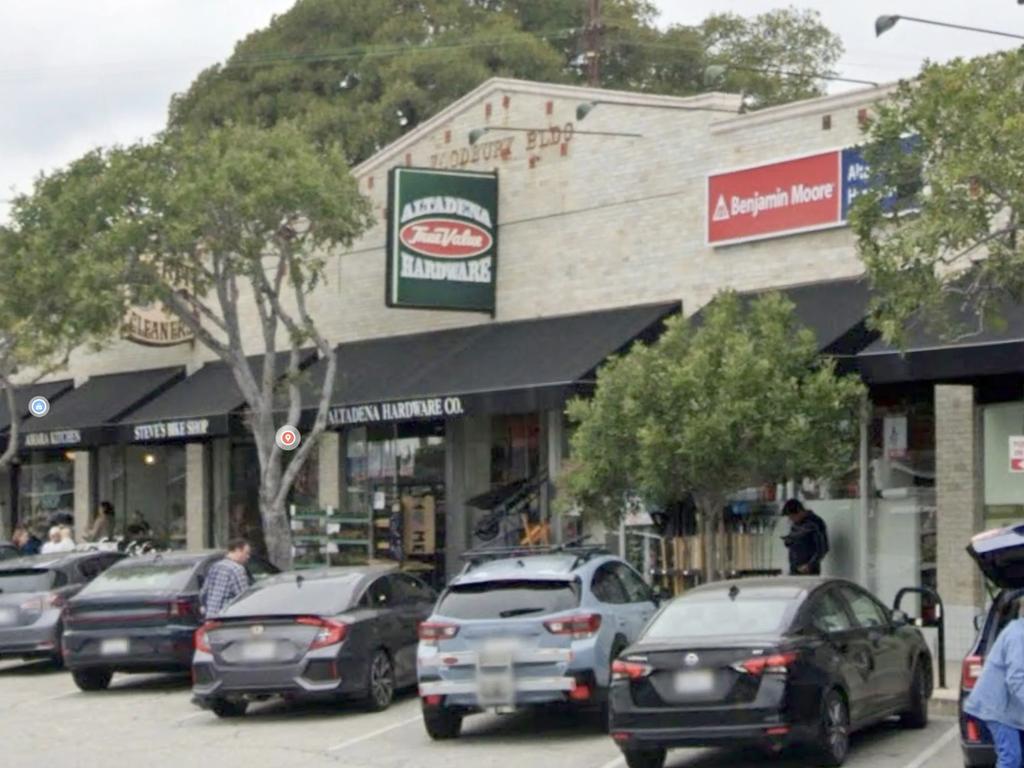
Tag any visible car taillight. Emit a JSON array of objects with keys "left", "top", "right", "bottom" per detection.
[
  {"left": 296, "top": 616, "right": 348, "bottom": 649},
  {"left": 48, "top": 592, "right": 66, "bottom": 609},
  {"left": 612, "top": 659, "right": 652, "bottom": 681},
  {"left": 169, "top": 598, "right": 196, "bottom": 619},
  {"left": 544, "top": 614, "right": 602, "bottom": 639},
  {"left": 962, "top": 655, "right": 983, "bottom": 690},
  {"left": 418, "top": 622, "right": 459, "bottom": 645},
  {"left": 194, "top": 621, "right": 220, "bottom": 653},
  {"left": 732, "top": 652, "right": 798, "bottom": 676},
  {"left": 966, "top": 718, "right": 982, "bottom": 743}
]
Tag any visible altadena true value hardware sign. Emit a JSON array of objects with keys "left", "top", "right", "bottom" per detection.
[
  {"left": 707, "top": 146, "right": 888, "bottom": 247},
  {"left": 387, "top": 167, "right": 499, "bottom": 314}
]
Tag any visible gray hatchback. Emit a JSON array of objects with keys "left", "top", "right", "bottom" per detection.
[{"left": 192, "top": 566, "right": 437, "bottom": 717}]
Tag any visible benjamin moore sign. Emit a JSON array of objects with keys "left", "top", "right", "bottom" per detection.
[{"left": 386, "top": 167, "right": 498, "bottom": 314}]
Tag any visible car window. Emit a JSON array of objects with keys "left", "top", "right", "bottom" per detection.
[
  {"left": 436, "top": 580, "right": 581, "bottom": 620},
  {"left": 591, "top": 563, "right": 629, "bottom": 604},
  {"left": 246, "top": 556, "right": 276, "bottom": 583},
  {"left": 0, "top": 546, "right": 20, "bottom": 562},
  {"left": 365, "top": 576, "right": 393, "bottom": 608},
  {"left": 391, "top": 573, "right": 436, "bottom": 605},
  {"left": 222, "top": 572, "right": 363, "bottom": 617},
  {"left": 808, "top": 590, "right": 854, "bottom": 634},
  {"left": 79, "top": 562, "right": 198, "bottom": 596},
  {"left": 77, "top": 557, "right": 108, "bottom": 581},
  {"left": 840, "top": 586, "right": 889, "bottom": 629},
  {"left": 612, "top": 563, "right": 653, "bottom": 604},
  {"left": 0, "top": 568, "right": 61, "bottom": 593},
  {"left": 645, "top": 596, "right": 796, "bottom": 639}
]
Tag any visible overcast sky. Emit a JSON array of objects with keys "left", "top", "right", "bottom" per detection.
[{"left": 2, "top": 0, "right": 1022, "bottom": 221}]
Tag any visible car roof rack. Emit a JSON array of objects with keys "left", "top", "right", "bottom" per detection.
[{"left": 459, "top": 537, "right": 608, "bottom": 572}]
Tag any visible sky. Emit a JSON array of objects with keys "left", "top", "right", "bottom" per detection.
[{"left": 1, "top": 0, "right": 1022, "bottom": 221}]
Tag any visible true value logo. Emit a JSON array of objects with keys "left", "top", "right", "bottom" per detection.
[{"left": 386, "top": 167, "right": 499, "bottom": 314}]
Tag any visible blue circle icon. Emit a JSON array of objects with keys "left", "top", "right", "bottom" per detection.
[{"left": 28, "top": 396, "right": 50, "bottom": 418}]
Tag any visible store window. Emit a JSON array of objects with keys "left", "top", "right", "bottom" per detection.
[
  {"left": 343, "top": 422, "right": 445, "bottom": 587},
  {"left": 97, "top": 445, "right": 187, "bottom": 548},
  {"left": 17, "top": 449, "right": 74, "bottom": 530},
  {"left": 984, "top": 402, "right": 1024, "bottom": 525},
  {"left": 491, "top": 414, "right": 541, "bottom": 486}
]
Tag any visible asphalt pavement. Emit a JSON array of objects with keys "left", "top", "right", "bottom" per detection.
[{"left": 0, "top": 659, "right": 962, "bottom": 768}]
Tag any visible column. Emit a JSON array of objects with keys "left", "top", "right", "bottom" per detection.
[
  {"left": 73, "top": 450, "right": 92, "bottom": 540},
  {"left": 211, "top": 438, "right": 231, "bottom": 547},
  {"left": 444, "top": 415, "right": 491, "bottom": 578},
  {"left": 318, "top": 432, "right": 341, "bottom": 513},
  {"left": 544, "top": 409, "right": 565, "bottom": 544},
  {"left": 935, "top": 384, "right": 984, "bottom": 661},
  {"left": 185, "top": 443, "right": 209, "bottom": 550}
]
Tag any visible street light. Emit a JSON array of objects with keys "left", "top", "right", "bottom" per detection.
[
  {"left": 467, "top": 125, "right": 642, "bottom": 145},
  {"left": 575, "top": 99, "right": 739, "bottom": 122},
  {"left": 875, "top": 14, "right": 1024, "bottom": 40},
  {"left": 704, "top": 64, "right": 879, "bottom": 89}
]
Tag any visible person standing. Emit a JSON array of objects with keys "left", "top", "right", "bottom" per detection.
[
  {"left": 85, "top": 501, "right": 115, "bottom": 542},
  {"left": 200, "top": 539, "right": 252, "bottom": 617},
  {"left": 781, "top": 499, "right": 829, "bottom": 575},
  {"left": 964, "top": 604, "right": 1024, "bottom": 767}
]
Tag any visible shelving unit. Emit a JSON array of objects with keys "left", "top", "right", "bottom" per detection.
[{"left": 289, "top": 505, "right": 373, "bottom": 570}]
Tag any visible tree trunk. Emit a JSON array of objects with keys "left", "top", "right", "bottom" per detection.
[
  {"left": 694, "top": 493, "right": 723, "bottom": 584},
  {"left": 259, "top": 450, "right": 293, "bottom": 569}
]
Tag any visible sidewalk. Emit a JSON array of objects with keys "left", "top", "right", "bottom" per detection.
[{"left": 930, "top": 662, "right": 960, "bottom": 718}]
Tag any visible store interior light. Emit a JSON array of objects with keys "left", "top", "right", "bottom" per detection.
[
  {"left": 64, "top": 451, "right": 76, "bottom": 461},
  {"left": 143, "top": 453, "right": 157, "bottom": 466}
]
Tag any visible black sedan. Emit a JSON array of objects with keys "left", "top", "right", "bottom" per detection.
[
  {"left": 63, "top": 550, "right": 278, "bottom": 691},
  {"left": 191, "top": 565, "right": 437, "bottom": 717},
  {"left": 608, "top": 577, "right": 932, "bottom": 768}
]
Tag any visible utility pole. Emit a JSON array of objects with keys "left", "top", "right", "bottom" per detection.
[{"left": 584, "top": 0, "right": 602, "bottom": 87}]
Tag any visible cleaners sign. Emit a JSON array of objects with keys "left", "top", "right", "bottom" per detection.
[
  {"left": 707, "top": 146, "right": 883, "bottom": 246},
  {"left": 387, "top": 167, "right": 498, "bottom": 314}
]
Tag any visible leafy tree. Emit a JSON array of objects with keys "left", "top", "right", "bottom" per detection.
[
  {"left": 851, "top": 49, "right": 1024, "bottom": 344},
  {"left": 0, "top": 158, "right": 127, "bottom": 468},
  {"left": 31, "top": 123, "right": 373, "bottom": 567},
  {"left": 562, "top": 292, "right": 864, "bottom": 580},
  {"left": 167, "top": 0, "right": 843, "bottom": 164}
]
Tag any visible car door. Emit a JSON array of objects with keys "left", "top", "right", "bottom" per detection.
[
  {"left": 590, "top": 562, "right": 633, "bottom": 642},
  {"left": 364, "top": 576, "right": 406, "bottom": 676},
  {"left": 609, "top": 562, "right": 658, "bottom": 641},
  {"left": 388, "top": 574, "right": 434, "bottom": 686},
  {"left": 805, "top": 587, "right": 875, "bottom": 726},
  {"left": 839, "top": 584, "right": 910, "bottom": 712}
]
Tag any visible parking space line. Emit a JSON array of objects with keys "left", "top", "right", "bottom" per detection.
[
  {"left": 173, "top": 711, "right": 210, "bottom": 726},
  {"left": 901, "top": 724, "right": 958, "bottom": 768},
  {"left": 326, "top": 714, "right": 423, "bottom": 753}
]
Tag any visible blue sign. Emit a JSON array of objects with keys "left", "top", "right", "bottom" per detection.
[{"left": 841, "top": 137, "right": 919, "bottom": 220}]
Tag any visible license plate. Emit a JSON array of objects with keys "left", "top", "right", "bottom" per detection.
[
  {"left": 0, "top": 608, "right": 16, "bottom": 626},
  {"left": 100, "top": 638, "right": 129, "bottom": 656},
  {"left": 674, "top": 670, "right": 715, "bottom": 695},
  {"left": 241, "top": 641, "right": 277, "bottom": 661},
  {"left": 477, "top": 673, "right": 514, "bottom": 705}
]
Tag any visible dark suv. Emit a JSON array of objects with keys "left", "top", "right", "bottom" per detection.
[{"left": 960, "top": 524, "right": 1024, "bottom": 767}]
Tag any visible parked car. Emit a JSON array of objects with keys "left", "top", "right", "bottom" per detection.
[
  {"left": 0, "top": 542, "right": 19, "bottom": 561},
  {"left": 191, "top": 565, "right": 436, "bottom": 718},
  {"left": 0, "top": 550, "right": 124, "bottom": 665},
  {"left": 960, "top": 524, "right": 1024, "bottom": 768},
  {"left": 608, "top": 577, "right": 932, "bottom": 768},
  {"left": 416, "top": 546, "right": 660, "bottom": 740},
  {"left": 62, "top": 550, "right": 278, "bottom": 691}
]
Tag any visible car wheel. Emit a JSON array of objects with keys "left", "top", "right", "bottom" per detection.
[
  {"left": 71, "top": 668, "right": 112, "bottom": 692},
  {"left": 622, "top": 747, "right": 667, "bottom": 768},
  {"left": 900, "top": 663, "right": 929, "bottom": 729},
  {"left": 364, "top": 649, "right": 395, "bottom": 712},
  {"left": 210, "top": 698, "right": 248, "bottom": 718},
  {"left": 423, "top": 703, "right": 463, "bottom": 740},
  {"left": 816, "top": 689, "right": 850, "bottom": 767}
]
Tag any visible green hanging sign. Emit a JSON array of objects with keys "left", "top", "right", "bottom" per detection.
[{"left": 386, "top": 167, "right": 499, "bottom": 315}]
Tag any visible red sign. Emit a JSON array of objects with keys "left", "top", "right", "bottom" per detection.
[
  {"left": 708, "top": 151, "right": 842, "bottom": 245},
  {"left": 1010, "top": 436, "right": 1024, "bottom": 473},
  {"left": 399, "top": 218, "right": 493, "bottom": 259}
]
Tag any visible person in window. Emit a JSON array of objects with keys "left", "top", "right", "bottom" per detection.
[
  {"left": 200, "top": 538, "right": 252, "bottom": 617},
  {"left": 11, "top": 525, "right": 42, "bottom": 555},
  {"left": 964, "top": 602, "right": 1024, "bottom": 767},
  {"left": 781, "top": 499, "right": 829, "bottom": 575},
  {"left": 85, "top": 501, "right": 115, "bottom": 542}
]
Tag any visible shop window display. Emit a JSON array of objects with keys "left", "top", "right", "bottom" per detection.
[
  {"left": 17, "top": 450, "right": 74, "bottom": 532},
  {"left": 97, "top": 445, "right": 187, "bottom": 547}
]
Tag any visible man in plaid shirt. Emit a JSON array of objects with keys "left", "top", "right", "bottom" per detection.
[{"left": 200, "top": 539, "right": 252, "bottom": 617}]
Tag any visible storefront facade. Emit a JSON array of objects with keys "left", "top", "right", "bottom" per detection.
[{"left": 0, "top": 76, "right": 1007, "bottom": 647}]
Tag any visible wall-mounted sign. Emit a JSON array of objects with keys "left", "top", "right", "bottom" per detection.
[
  {"left": 131, "top": 418, "right": 210, "bottom": 442},
  {"left": 707, "top": 141, "right": 915, "bottom": 247},
  {"left": 24, "top": 429, "right": 82, "bottom": 448},
  {"left": 883, "top": 415, "right": 908, "bottom": 460},
  {"left": 328, "top": 396, "right": 465, "bottom": 427},
  {"left": 387, "top": 167, "right": 498, "bottom": 314},
  {"left": 1010, "top": 436, "right": 1024, "bottom": 473},
  {"left": 124, "top": 302, "right": 194, "bottom": 347}
]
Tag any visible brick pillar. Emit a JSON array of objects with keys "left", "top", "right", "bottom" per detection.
[
  {"left": 185, "top": 443, "right": 209, "bottom": 550},
  {"left": 935, "top": 384, "right": 985, "bottom": 660},
  {"left": 318, "top": 432, "right": 341, "bottom": 513},
  {"left": 73, "top": 450, "right": 92, "bottom": 540}
]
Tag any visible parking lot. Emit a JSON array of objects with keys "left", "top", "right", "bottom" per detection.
[{"left": 0, "top": 659, "right": 961, "bottom": 768}]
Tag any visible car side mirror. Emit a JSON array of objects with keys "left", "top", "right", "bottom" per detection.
[
  {"left": 974, "top": 614, "right": 985, "bottom": 633},
  {"left": 891, "top": 609, "right": 910, "bottom": 627},
  {"left": 652, "top": 587, "right": 671, "bottom": 605}
]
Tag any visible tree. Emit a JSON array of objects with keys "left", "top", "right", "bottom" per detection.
[
  {"left": 34, "top": 123, "right": 373, "bottom": 567},
  {"left": 0, "top": 156, "right": 128, "bottom": 468},
  {"left": 167, "top": 0, "right": 843, "bottom": 165},
  {"left": 562, "top": 292, "right": 864, "bottom": 580},
  {"left": 850, "top": 49, "right": 1024, "bottom": 344}
]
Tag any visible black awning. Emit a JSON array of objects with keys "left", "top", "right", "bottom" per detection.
[
  {"left": 305, "top": 302, "right": 680, "bottom": 427},
  {"left": 690, "top": 277, "right": 875, "bottom": 356},
  {"left": 0, "top": 380, "right": 74, "bottom": 433},
  {"left": 119, "top": 351, "right": 316, "bottom": 443},
  {"left": 20, "top": 368, "right": 184, "bottom": 448}
]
